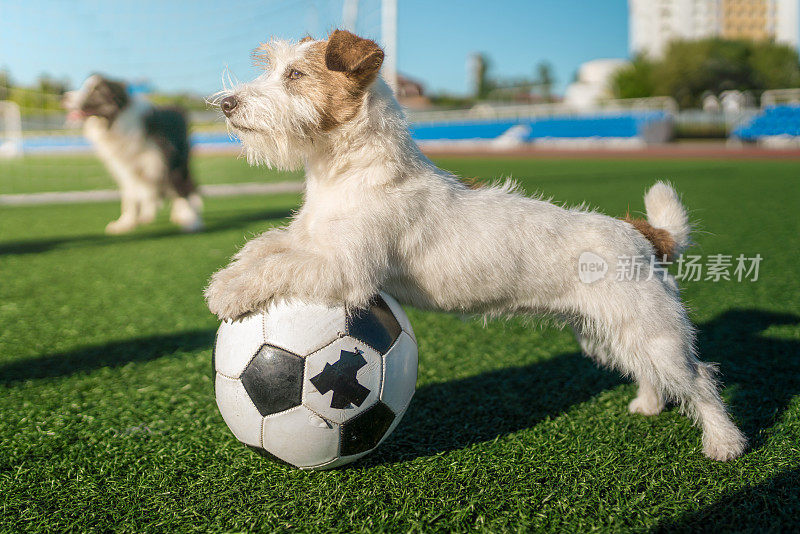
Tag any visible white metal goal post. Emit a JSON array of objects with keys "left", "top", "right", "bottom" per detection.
[{"left": 0, "top": 101, "right": 23, "bottom": 158}]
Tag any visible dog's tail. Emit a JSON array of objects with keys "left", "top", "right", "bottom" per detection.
[
  {"left": 626, "top": 181, "right": 691, "bottom": 261},
  {"left": 644, "top": 181, "right": 690, "bottom": 252}
]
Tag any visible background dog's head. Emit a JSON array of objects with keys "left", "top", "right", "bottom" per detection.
[
  {"left": 63, "top": 75, "right": 130, "bottom": 123},
  {"left": 213, "top": 30, "right": 384, "bottom": 169}
]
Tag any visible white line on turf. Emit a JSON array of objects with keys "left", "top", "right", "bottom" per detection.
[{"left": 0, "top": 181, "right": 304, "bottom": 206}]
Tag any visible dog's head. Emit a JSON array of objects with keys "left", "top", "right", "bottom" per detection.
[
  {"left": 213, "top": 30, "right": 384, "bottom": 169},
  {"left": 62, "top": 75, "right": 129, "bottom": 122}
]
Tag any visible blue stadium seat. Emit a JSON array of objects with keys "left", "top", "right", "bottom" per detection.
[
  {"left": 408, "top": 111, "right": 669, "bottom": 142},
  {"left": 733, "top": 105, "right": 800, "bottom": 141}
]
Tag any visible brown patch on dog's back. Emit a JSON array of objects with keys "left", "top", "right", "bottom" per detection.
[
  {"left": 624, "top": 215, "right": 677, "bottom": 261},
  {"left": 460, "top": 176, "right": 484, "bottom": 189}
]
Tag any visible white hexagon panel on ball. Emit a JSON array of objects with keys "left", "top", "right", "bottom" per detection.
[
  {"left": 214, "top": 374, "right": 264, "bottom": 447},
  {"left": 214, "top": 314, "right": 266, "bottom": 378},
  {"left": 261, "top": 405, "right": 341, "bottom": 469},
  {"left": 262, "top": 300, "right": 347, "bottom": 356},
  {"left": 380, "top": 331, "right": 417, "bottom": 415}
]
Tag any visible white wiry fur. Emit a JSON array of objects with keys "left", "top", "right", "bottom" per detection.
[
  {"left": 205, "top": 35, "right": 746, "bottom": 461},
  {"left": 209, "top": 40, "right": 322, "bottom": 170}
]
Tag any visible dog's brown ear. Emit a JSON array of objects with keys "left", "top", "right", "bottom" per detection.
[
  {"left": 299, "top": 35, "right": 314, "bottom": 43},
  {"left": 325, "top": 29, "right": 384, "bottom": 85}
]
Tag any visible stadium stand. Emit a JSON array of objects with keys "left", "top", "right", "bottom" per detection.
[
  {"left": 410, "top": 111, "right": 673, "bottom": 146},
  {"left": 733, "top": 105, "right": 800, "bottom": 141},
  {"left": 23, "top": 111, "right": 674, "bottom": 154}
]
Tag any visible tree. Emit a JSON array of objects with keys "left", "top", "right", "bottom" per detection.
[
  {"left": 749, "top": 40, "right": 800, "bottom": 89},
  {"left": 0, "top": 68, "right": 11, "bottom": 101},
  {"left": 659, "top": 39, "right": 752, "bottom": 106},
  {"left": 36, "top": 73, "right": 68, "bottom": 96},
  {"left": 470, "top": 55, "right": 555, "bottom": 103},
  {"left": 472, "top": 53, "right": 494, "bottom": 99},
  {"left": 612, "top": 56, "right": 657, "bottom": 99},
  {"left": 612, "top": 38, "right": 800, "bottom": 108},
  {"left": 534, "top": 61, "right": 554, "bottom": 102}
]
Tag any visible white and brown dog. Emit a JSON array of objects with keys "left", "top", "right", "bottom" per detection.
[
  {"left": 64, "top": 75, "right": 203, "bottom": 234},
  {"left": 205, "top": 30, "right": 746, "bottom": 461}
]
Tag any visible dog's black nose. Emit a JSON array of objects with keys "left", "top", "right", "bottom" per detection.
[{"left": 220, "top": 96, "right": 238, "bottom": 117}]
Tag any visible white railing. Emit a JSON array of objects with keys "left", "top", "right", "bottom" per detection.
[
  {"left": 407, "top": 96, "right": 678, "bottom": 124},
  {"left": 761, "top": 89, "right": 800, "bottom": 107},
  {"left": 675, "top": 108, "right": 760, "bottom": 130}
]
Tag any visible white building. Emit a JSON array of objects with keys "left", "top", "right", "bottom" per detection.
[
  {"left": 563, "top": 59, "right": 631, "bottom": 109},
  {"left": 629, "top": 0, "right": 800, "bottom": 58}
]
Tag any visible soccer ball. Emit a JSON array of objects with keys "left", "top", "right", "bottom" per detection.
[{"left": 212, "top": 292, "right": 417, "bottom": 470}]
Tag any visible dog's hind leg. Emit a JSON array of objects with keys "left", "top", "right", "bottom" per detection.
[
  {"left": 590, "top": 283, "right": 746, "bottom": 461},
  {"left": 572, "top": 325, "right": 612, "bottom": 367},
  {"left": 626, "top": 274, "right": 682, "bottom": 417},
  {"left": 628, "top": 375, "right": 665, "bottom": 416},
  {"left": 630, "top": 332, "right": 744, "bottom": 460},
  {"left": 573, "top": 326, "right": 664, "bottom": 416},
  {"left": 170, "top": 195, "right": 204, "bottom": 232}
]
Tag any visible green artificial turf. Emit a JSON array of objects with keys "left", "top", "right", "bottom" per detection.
[
  {"left": 0, "top": 153, "right": 301, "bottom": 195},
  {"left": 1, "top": 156, "right": 799, "bottom": 532}
]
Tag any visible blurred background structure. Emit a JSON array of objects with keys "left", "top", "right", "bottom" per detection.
[
  {"left": 1, "top": 0, "right": 800, "bottom": 171},
  {"left": 630, "top": 0, "right": 798, "bottom": 58}
]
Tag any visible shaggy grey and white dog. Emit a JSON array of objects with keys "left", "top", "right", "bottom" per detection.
[
  {"left": 205, "top": 30, "right": 746, "bottom": 461},
  {"left": 63, "top": 75, "right": 203, "bottom": 234}
]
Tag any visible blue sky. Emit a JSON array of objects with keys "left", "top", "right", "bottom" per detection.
[
  {"left": 0, "top": 0, "right": 632, "bottom": 96},
  {"left": 0, "top": 0, "right": 768, "bottom": 97}
]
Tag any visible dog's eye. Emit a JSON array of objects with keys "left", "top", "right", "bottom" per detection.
[{"left": 287, "top": 69, "right": 304, "bottom": 80}]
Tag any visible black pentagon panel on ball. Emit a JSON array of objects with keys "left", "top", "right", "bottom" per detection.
[
  {"left": 340, "top": 401, "right": 396, "bottom": 456},
  {"left": 240, "top": 344, "right": 304, "bottom": 416},
  {"left": 310, "top": 348, "right": 371, "bottom": 409},
  {"left": 346, "top": 295, "right": 402, "bottom": 354}
]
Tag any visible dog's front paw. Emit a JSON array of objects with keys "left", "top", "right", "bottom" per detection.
[
  {"left": 204, "top": 261, "right": 276, "bottom": 321},
  {"left": 105, "top": 218, "right": 137, "bottom": 235}
]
